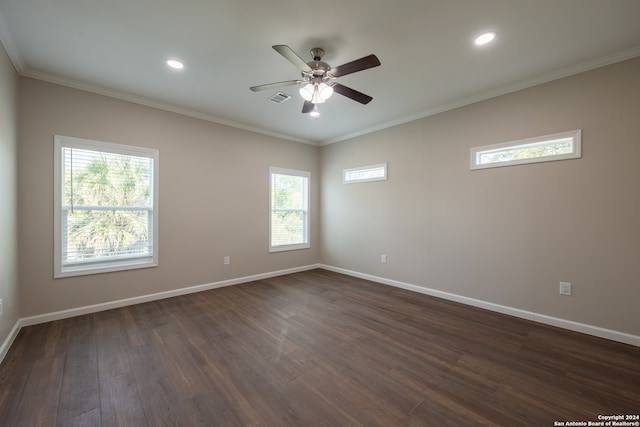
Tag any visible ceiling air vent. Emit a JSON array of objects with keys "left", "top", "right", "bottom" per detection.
[{"left": 269, "top": 92, "right": 292, "bottom": 103}]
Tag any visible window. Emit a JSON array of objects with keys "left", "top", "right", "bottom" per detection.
[
  {"left": 343, "top": 163, "right": 388, "bottom": 183},
  {"left": 54, "top": 135, "right": 158, "bottom": 277},
  {"left": 270, "top": 167, "right": 309, "bottom": 252},
  {"left": 470, "top": 130, "right": 581, "bottom": 170}
]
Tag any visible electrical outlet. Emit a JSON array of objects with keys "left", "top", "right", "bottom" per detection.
[
  {"left": 224, "top": 256, "right": 230, "bottom": 265},
  {"left": 559, "top": 282, "right": 572, "bottom": 296},
  {"left": 381, "top": 254, "right": 387, "bottom": 264}
]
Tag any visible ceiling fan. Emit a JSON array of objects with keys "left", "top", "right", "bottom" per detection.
[{"left": 250, "top": 45, "right": 381, "bottom": 117}]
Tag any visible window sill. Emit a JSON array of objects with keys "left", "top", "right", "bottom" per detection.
[{"left": 55, "top": 259, "right": 158, "bottom": 278}]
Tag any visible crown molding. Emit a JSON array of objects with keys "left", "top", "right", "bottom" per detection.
[
  {"left": 20, "top": 68, "right": 319, "bottom": 146},
  {"left": 320, "top": 46, "right": 640, "bottom": 145}
]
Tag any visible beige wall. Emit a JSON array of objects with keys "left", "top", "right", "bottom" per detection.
[
  {"left": 320, "top": 57, "right": 640, "bottom": 336},
  {"left": 18, "top": 78, "right": 319, "bottom": 317},
  {"left": 11, "top": 55, "right": 640, "bottom": 341},
  {"left": 0, "top": 41, "right": 19, "bottom": 346}
]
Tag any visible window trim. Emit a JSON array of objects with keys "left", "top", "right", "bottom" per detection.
[
  {"left": 54, "top": 135, "right": 159, "bottom": 278},
  {"left": 470, "top": 130, "right": 581, "bottom": 170},
  {"left": 269, "top": 167, "right": 310, "bottom": 253},
  {"left": 343, "top": 163, "right": 388, "bottom": 184}
]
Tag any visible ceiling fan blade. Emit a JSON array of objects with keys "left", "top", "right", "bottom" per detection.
[
  {"left": 329, "top": 54, "right": 381, "bottom": 78},
  {"left": 332, "top": 83, "right": 373, "bottom": 104},
  {"left": 272, "top": 45, "right": 312, "bottom": 72},
  {"left": 301, "top": 101, "right": 314, "bottom": 113},
  {"left": 250, "top": 80, "right": 301, "bottom": 92}
]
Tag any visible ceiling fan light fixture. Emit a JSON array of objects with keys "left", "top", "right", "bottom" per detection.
[
  {"left": 300, "top": 82, "right": 330, "bottom": 104},
  {"left": 299, "top": 84, "right": 314, "bottom": 101},
  {"left": 311, "top": 93, "right": 326, "bottom": 104},
  {"left": 318, "top": 83, "right": 333, "bottom": 101},
  {"left": 310, "top": 105, "right": 320, "bottom": 119}
]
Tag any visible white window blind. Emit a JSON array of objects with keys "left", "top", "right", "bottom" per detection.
[
  {"left": 54, "top": 135, "right": 158, "bottom": 277},
  {"left": 270, "top": 167, "right": 310, "bottom": 252}
]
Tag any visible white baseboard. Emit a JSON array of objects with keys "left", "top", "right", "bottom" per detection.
[
  {"left": 2, "top": 262, "right": 637, "bottom": 367},
  {"left": 0, "top": 320, "right": 22, "bottom": 364},
  {"left": 20, "top": 264, "right": 322, "bottom": 327},
  {"left": 319, "top": 264, "right": 640, "bottom": 347},
  {"left": 0, "top": 264, "right": 320, "bottom": 365}
]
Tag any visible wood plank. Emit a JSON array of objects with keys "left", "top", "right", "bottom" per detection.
[
  {"left": 57, "top": 314, "right": 100, "bottom": 424},
  {"left": 59, "top": 407, "right": 101, "bottom": 427},
  {"left": 8, "top": 355, "right": 65, "bottom": 426},
  {"left": 94, "top": 309, "right": 147, "bottom": 426}
]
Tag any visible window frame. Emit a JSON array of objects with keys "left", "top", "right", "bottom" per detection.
[
  {"left": 53, "top": 135, "right": 159, "bottom": 278},
  {"left": 343, "top": 163, "right": 388, "bottom": 184},
  {"left": 269, "top": 167, "right": 310, "bottom": 253},
  {"left": 470, "top": 130, "right": 581, "bottom": 170}
]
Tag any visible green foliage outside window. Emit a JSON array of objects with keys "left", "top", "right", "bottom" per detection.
[
  {"left": 271, "top": 172, "right": 308, "bottom": 247},
  {"left": 63, "top": 148, "right": 153, "bottom": 263},
  {"left": 478, "top": 139, "right": 573, "bottom": 165}
]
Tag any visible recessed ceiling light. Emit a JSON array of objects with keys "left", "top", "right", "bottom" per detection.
[
  {"left": 474, "top": 32, "right": 496, "bottom": 46},
  {"left": 166, "top": 59, "right": 184, "bottom": 70}
]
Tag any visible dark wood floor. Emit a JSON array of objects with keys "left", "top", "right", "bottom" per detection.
[{"left": 0, "top": 269, "right": 638, "bottom": 426}]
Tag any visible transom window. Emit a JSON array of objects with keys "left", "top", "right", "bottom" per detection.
[
  {"left": 470, "top": 130, "right": 581, "bottom": 170},
  {"left": 269, "top": 167, "right": 310, "bottom": 252},
  {"left": 343, "top": 163, "right": 388, "bottom": 183},
  {"left": 54, "top": 135, "right": 158, "bottom": 277}
]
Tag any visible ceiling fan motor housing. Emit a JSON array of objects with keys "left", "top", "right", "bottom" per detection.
[{"left": 303, "top": 48, "right": 331, "bottom": 79}]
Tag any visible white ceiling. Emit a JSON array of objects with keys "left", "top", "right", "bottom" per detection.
[{"left": 1, "top": 0, "right": 639, "bottom": 145}]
